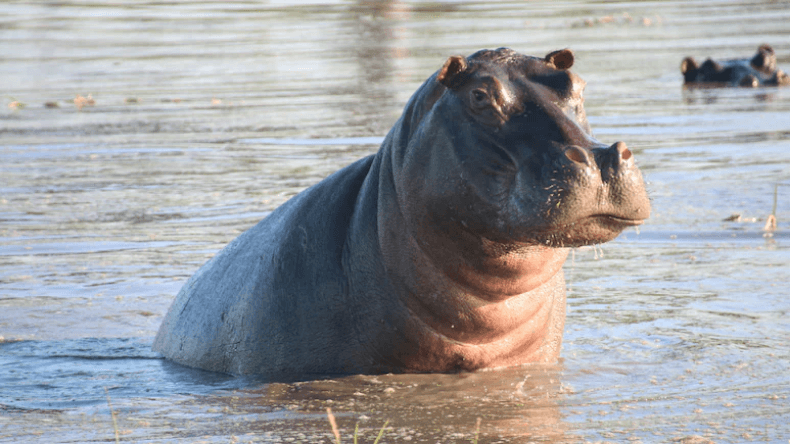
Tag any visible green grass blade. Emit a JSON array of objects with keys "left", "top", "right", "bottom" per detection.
[{"left": 372, "top": 420, "right": 390, "bottom": 444}]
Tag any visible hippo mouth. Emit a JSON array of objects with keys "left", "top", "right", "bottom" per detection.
[
  {"left": 561, "top": 213, "right": 645, "bottom": 246},
  {"left": 593, "top": 214, "right": 645, "bottom": 227},
  {"left": 524, "top": 213, "right": 645, "bottom": 248}
]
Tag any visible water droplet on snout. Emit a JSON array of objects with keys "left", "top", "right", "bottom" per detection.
[{"left": 593, "top": 244, "right": 605, "bottom": 260}]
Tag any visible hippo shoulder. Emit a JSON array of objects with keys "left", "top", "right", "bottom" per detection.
[{"left": 153, "top": 155, "right": 375, "bottom": 375}]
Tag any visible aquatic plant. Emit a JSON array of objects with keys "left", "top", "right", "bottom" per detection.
[{"left": 326, "top": 407, "right": 389, "bottom": 444}]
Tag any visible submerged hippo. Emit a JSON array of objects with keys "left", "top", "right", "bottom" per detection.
[
  {"left": 681, "top": 44, "right": 790, "bottom": 87},
  {"left": 154, "top": 48, "right": 651, "bottom": 378}
]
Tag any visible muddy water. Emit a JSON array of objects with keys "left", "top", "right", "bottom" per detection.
[{"left": 2, "top": 1, "right": 789, "bottom": 443}]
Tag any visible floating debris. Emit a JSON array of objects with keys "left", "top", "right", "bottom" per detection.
[
  {"left": 74, "top": 94, "right": 95, "bottom": 110},
  {"left": 763, "top": 214, "right": 777, "bottom": 232},
  {"left": 7, "top": 100, "right": 25, "bottom": 110},
  {"left": 44, "top": 101, "right": 60, "bottom": 108},
  {"left": 723, "top": 213, "right": 757, "bottom": 223},
  {"left": 672, "top": 436, "right": 715, "bottom": 444},
  {"left": 572, "top": 12, "right": 662, "bottom": 28}
]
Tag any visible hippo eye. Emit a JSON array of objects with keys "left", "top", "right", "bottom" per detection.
[{"left": 471, "top": 89, "right": 488, "bottom": 104}]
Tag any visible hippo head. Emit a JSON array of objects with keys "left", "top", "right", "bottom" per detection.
[
  {"left": 681, "top": 44, "right": 790, "bottom": 87},
  {"left": 397, "top": 48, "right": 650, "bottom": 250},
  {"left": 750, "top": 44, "right": 778, "bottom": 74}
]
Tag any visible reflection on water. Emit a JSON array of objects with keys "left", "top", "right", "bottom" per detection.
[{"left": 2, "top": 0, "right": 790, "bottom": 442}]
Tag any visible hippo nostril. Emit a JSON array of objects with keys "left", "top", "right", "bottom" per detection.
[
  {"left": 621, "top": 148, "right": 632, "bottom": 161},
  {"left": 611, "top": 141, "right": 632, "bottom": 162},
  {"left": 564, "top": 146, "right": 591, "bottom": 166}
]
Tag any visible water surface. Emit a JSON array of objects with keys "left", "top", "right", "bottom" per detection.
[{"left": 2, "top": 1, "right": 789, "bottom": 442}]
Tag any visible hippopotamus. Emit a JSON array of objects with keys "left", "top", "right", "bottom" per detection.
[
  {"left": 153, "top": 47, "right": 651, "bottom": 378},
  {"left": 681, "top": 44, "right": 790, "bottom": 87}
]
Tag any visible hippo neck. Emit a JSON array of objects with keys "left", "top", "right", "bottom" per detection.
[
  {"left": 380, "top": 210, "right": 568, "bottom": 328},
  {"left": 416, "top": 226, "right": 570, "bottom": 300},
  {"left": 373, "top": 151, "right": 567, "bottom": 369}
]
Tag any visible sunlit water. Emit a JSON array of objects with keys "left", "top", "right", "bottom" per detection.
[{"left": 2, "top": 1, "right": 789, "bottom": 443}]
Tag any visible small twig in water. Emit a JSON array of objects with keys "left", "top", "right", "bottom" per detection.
[
  {"left": 764, "top": 184, "right": 779, "bottom": 232},
  {"left": 326, "top": 408, "right": 390, "bottom": 444},
  {"left": 772, "top": 184, "right": 779, "bottom": 216},
  {"left": 472, "top": 417, "right": 482, "bottom": 444},
  {"left": 104, "top": 387, "right": 120, "bottom": 444},
  {"left": 327, "top": 407, "right": 341, "bottom": 444}
]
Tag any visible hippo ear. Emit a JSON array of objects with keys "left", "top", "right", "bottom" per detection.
[
  {"left": 751, "top": 44, "right": 775, "bottom": 71},
  {"left": 437, "top": 56, "right": 468, "bottom": 87},
  {"left": 757, "top": 44, "right": 775, "bottom": 55},
  {"left": 544, "top": 49, "right": 574, "bottom": 70},
  {"left": 680, "top": 57, "right": 698, "bottom": 74}
]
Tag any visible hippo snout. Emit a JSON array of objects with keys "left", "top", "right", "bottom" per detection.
[{"left": 549, "top": 139, "right": 649, "bottom": 243}]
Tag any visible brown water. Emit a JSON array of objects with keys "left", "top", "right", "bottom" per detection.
[{"left": 2, "top": 1, "right": 790, "bottom": 443}]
